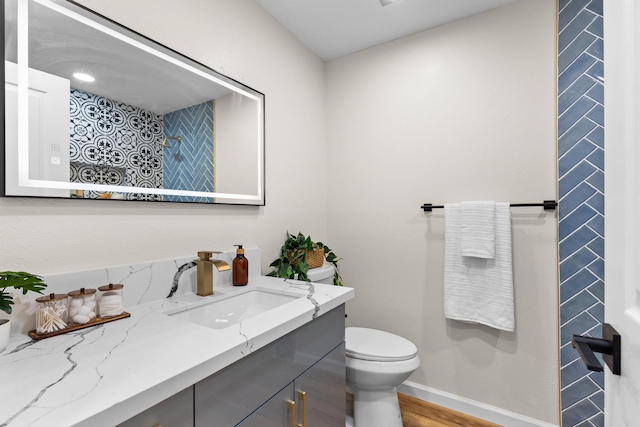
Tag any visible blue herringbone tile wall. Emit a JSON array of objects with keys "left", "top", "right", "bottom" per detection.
[
  {"left": 163, "top": 101, "right": 215, "bottom": 203},
  {"left": 558, "top": 0, "right": 604, "bottom": 426}
]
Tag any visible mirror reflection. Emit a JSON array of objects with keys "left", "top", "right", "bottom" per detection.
[{"left": 2, "top": 0, "right": 265, "bottom": 205}]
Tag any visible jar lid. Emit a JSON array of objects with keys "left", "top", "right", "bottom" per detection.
[
  {"left": 98, "top": 283, "right": 124, "bottom": 291},
  {"left": 68, "top": 287, "right": 97, "bottom": 297},
  {"left": 36, "top": 293, "right": 67, "bottom": 303}
]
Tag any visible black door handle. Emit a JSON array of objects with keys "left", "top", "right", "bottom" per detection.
[{"left": 572, "top": 323, "right": 621, "bottom": 375}]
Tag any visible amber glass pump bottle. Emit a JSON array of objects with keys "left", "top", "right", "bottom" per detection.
[{"left": 232, "top": 245, "right": 249, "bottom": 286}]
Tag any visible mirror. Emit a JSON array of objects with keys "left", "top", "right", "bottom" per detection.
[{"left": 2, "top": 0, "right": 265, "bottom": 205}]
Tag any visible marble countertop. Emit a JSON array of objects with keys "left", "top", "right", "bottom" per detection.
[{"left": 0, "top": 276, "right": 354, "bottom": 427}]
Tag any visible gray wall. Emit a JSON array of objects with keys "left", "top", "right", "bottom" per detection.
[
  {"left": 326, "top": 1, "right": 558, "bottom": 423},
  {"left": 0, "top": 0, "right": 329, "bottom": 275}
]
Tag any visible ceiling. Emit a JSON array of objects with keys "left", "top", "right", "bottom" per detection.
[
  {"left": 255, "top": 0, "right": 521, "bottom": 61},
  {"left": 7, "top": 0, "right": 235, "bottom": 115}
]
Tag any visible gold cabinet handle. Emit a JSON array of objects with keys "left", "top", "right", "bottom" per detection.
[
  {"left": 287, "top": 399, "right": 296, "bottom": 427},
  {"left": 297, "top": 390, "right": 306, "bottom": 427}
]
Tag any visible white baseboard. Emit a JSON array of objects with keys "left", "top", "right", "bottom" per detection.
[{"left": 397, "top": 381, "right": 559, "bottom": 427}]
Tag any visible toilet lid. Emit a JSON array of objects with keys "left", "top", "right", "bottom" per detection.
[{"left": 345, "top": 327, "right": 418, "bottom": 362}]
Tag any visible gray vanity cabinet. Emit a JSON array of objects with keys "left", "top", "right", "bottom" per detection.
[
  {"left": 195, "top": 305, "right": 346, "bottom": 426},
  {"left": 236, "top": 344, "right": 345, "bottom": 427},
  {"left": 234, "top": 383, "right": 292, "bottom": 427},
  {"left": 292, "top": 344, "right": 346, "bottom": 427},
  {"left": 116, "top": 386, "right": 194, "bottom": 427}
]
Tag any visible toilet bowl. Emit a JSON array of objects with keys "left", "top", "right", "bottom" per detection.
[
  {"left": 345, "top": 327, "right": 420, "bottom": 427},
  {"left": 307, "top": 263, "right": 420, "bottom": 426}
]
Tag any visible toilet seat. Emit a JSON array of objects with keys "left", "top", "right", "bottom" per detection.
[{"left": 345, "top": 327, "right": 418, "bottom": 362}]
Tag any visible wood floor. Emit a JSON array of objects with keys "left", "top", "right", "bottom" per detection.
[
  {"left": 347, "top": 392, "right": 501, "bottom": 427},
  {"left": 398, "top": 393, "right": 501, "bottom": 427}
]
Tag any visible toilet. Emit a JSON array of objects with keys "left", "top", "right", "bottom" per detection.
[
  {"left": 345, "top": 327, "right": 420, "bottom": 426},
  {"left": 306, "top": 261, "right": 337, "bottom": 285},
  {"left": 308, "top": 264, "right": 421, "bottom": 427}
]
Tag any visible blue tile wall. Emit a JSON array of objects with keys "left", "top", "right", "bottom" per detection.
[
  {"left": 162, "top": 101, "right": 215, "bottom": 203},
  {"left": 558, "top": 1, "right": 604, "bottom": 426}
]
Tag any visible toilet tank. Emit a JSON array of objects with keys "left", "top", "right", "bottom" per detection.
[{"left": 307, "top": 262, "right": 335, "bottom": 285}]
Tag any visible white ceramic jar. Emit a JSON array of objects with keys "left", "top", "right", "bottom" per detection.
[{"left": 0, "top": 319, "right": 10, "bottom": 352}]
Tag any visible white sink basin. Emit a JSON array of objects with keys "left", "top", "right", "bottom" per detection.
[{"left": 169, "top": 290, "right": 299, "bottom": 329}]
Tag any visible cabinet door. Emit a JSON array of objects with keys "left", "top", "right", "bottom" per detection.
[
  {"left": 236, "top": 385, "right": 294, "bottom": 427},
  {"left": 116, "top": 386, "right": 194, "bottom": 427},
  {"left": 195, "top": 334, "right": 299, "bottom": 426},
  {"left": 195, "top": 305, "right": 345, "bottom": 426},
  {"left": 294, "top": 343, "right": 346, "bottom": 427}
]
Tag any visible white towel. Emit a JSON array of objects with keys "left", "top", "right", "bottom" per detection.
[
  {"left": 460, "top": 201, "right": 495, "bottom": 259},
  {"left": 444, "top": 202, "right": 515, "bottom": 332}
]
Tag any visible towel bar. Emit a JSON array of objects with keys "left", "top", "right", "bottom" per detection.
[{"left": 420, "top": 200, "right": 557, "bottom": 212}]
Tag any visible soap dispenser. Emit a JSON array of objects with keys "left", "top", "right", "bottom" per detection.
[{"left": 233, "top": 245, "right": 248, "bottom": 286}]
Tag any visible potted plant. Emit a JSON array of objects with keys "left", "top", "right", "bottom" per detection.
[
  {"left": 267, "top": 232, "right": 343, "bottom": 286},
  {"left": 0, "top": 271, "right": 47, "bottom": 352}
]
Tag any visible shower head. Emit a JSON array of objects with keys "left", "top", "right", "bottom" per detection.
[{"left": 159, "top": 136, "right": 182, "bottom": 148}]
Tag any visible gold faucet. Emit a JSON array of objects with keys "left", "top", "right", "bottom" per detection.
[{"left": 196, "top": 251, "right": 230, "bottom": 296}]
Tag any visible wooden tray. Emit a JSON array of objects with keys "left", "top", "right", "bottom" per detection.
[{"left": 28, "top": 312, "right": 131, "bottom": 340}]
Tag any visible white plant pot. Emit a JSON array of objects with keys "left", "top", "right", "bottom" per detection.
[{"left": 0, "top": 319, "right": 9, "bottom": 353}]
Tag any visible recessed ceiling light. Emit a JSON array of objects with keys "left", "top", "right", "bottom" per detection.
[{"left": 73, "top": 72, "right": 95, "bottom": 82}]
